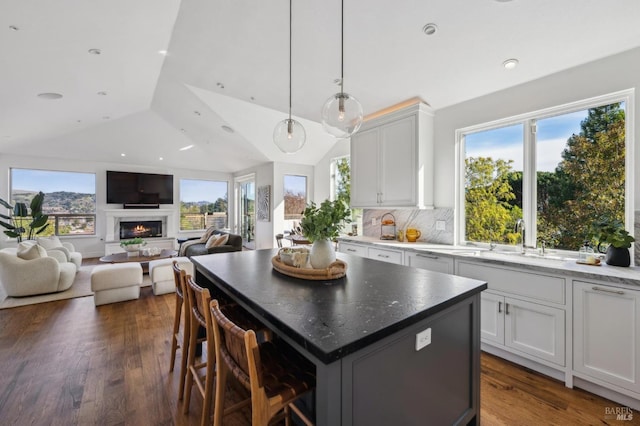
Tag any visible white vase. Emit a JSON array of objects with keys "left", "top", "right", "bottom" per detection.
[{"left": 310, "top": 239, "right": 336, "bottom": 269}]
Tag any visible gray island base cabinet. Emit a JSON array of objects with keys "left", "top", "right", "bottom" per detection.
[{"left": 191, "top": 249, "right": 487, "bottom": 426}]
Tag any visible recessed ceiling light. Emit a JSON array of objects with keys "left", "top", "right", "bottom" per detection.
[
  {"left": 216, "top": 82, "right": 225, "bottom": 89},
  {"left": 97, "top": 91, "right": 107, "bottom": 96},
  {"left": 88, "top": 48, "right": 101, "bottom": 55},
  {"left": 250, "top": 96, "right": 255, "bottom": 101},
  {"left": 158, "top": 50, "right": 168, "bottom": 56},
  {"left": 221, "top": 125, "right": 234, "bottom": 133},
  {"left": 121, "top": 153, "right": 126, "bottom": 157},
  {"left": 180, "top": 128, "right": 186, "bottom": 133},
  {"left": 422, "top": 23, "right": 438, "bottom": 36},
  {"left": 179, "top": 144, "right": 194, "bottom": 151},
  {"left": 102, "top": 116, "right": 110, "bottom": 120},
  {"left": 9, "top": 25, "right": 19, "bottom": 31},
  {"left": 333, "top": 78, "right": 342, "bottom": 85},
  {"left": 37, "top": 92, "right": 63, "bottom": 100},
  {"left": 159, "top": 157, "right": 164, "bottom": 161},
  {"left": 502, "top": 58, "right": 519, "bottom": 69},
  {"left": 194, "top": 111, "right": 201, "bottom": 116}
]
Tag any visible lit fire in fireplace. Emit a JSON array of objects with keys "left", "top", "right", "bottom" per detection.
[{"left": 133, "top": 224, "right": 149, "bottom": 236}]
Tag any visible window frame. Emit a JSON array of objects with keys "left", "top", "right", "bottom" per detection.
[
  {"left": 178, "top": 178, "right": 229, "bottom": 232},
  {"left": 455, "top": 89, "right": 634, "bottom": 253},
  {"left": 9, "top": 167, "right": 97, "bottom": 237}
]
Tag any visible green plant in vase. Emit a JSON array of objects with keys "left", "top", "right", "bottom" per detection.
[
  {"left": 0, "top": 191, "right": 50, "bottom": 242},
  {"left": 590, "top": 218, "right": 635, "bottom": 267},
  {"left": 300, "top": 199, "right": 350, "bottom": 268}
]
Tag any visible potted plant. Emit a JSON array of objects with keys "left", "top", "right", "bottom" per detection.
[
  {"left": 590, "top": 218, "right": 635, "bottom": 267},
  {"left": 300, "top": 199, "right": 351, "bottom": 268},
  {"left": 0, "top": 191, "right": 50, "bottom": 242},
  {"left": 120, "top": 237, "right": 147, "bottom": 256}
]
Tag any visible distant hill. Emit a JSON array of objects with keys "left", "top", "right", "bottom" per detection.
[{"left": 11, "top": 191, "right": 96, "bottom": 214}]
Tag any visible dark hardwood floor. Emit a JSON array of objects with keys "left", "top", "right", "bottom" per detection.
[{"left": 0, "top": 261, "right": 638, "bottom": 425}]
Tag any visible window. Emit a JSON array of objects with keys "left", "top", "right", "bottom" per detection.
[
  {"left": 10, "top": 168, "right": 96, "bottom": 236},
  {"left": 284, "top": 175, "right": 306, "bottom": 220},
  {"left": 330, "top": 156, "right": 350, "bottom": 205},
  {"left": 180, "top": 179, "right": 228, "bottom": 231},
  {"left": 460, "top": 93, "right": 630, "bottom": 252}
]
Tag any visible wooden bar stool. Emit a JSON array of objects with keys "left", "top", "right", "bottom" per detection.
[
  {"left": 183, "top": 277, "right": 271, "bottom": 425},
  {"left": 169, "top": 261, "right": 190, "bottom": 400},
  {"left": 210, "top": 299, "right": 316, "bottom": 426},
  {"left": 182, "top": 276, "right": 216, "bottom": 425}
]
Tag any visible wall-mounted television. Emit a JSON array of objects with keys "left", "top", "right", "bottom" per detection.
[{"left": 106, "top": 171, "right": 174, "bottom": 205}]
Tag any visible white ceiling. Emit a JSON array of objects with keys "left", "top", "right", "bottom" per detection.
[{"left": 2, "top": 0, "right": 640, "bottom": 172}]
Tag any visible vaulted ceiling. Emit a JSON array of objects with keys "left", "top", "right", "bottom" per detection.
[{"left": 2, "top": 0, "right": 640, "bottom": 172}]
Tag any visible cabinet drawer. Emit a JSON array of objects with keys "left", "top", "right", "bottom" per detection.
[
  {"left": 367, "top": 247, "right": 403, "bottom": 265},
  {"left": 405, "top": 252, "right": 454, "bottom": 274},
  {"left": 456, "top": 261, "right": 565, "bottom": 305},
  {"left": 338, "top": 242, "right": 367, "bottom": 257}
]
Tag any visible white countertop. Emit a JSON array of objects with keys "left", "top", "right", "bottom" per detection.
[{"left": 338, "top": 236, "right": 640, "bottom": 287}]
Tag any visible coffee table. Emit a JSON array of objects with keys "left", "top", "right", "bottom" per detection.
[{"left": 99, "top": 249, "right": 178, "bottom": 273}]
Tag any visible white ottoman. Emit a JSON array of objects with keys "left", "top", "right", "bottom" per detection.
[
  {"left": 91, "top": 263, "right": 143, "bottom": 306},
  {"left": 148, "top": 257, "right": 193, "bottom": 295}
]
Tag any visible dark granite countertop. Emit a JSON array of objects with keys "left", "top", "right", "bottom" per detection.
[{"left": 191, "top": 248, "right": 487, "bottom": 364}]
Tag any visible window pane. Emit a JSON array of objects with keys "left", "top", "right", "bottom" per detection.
[
  {"left": 10, "top": 169, "right": 96, "bottom": 236},
  {"left": 284, "top": 175, "right": 306, "bottom": 220},
  {"left": 464, "top": 124, "right": 523, "bottom": 245},
  {"left": 536, "top": 102, "right": 625, "bottom": 250},
  {"left": 180, "top": 179, "right": 228, "bottom": 231}
]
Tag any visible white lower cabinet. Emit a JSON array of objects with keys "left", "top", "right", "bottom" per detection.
[
  {"left": 367, "top": 246, "right": 403, "bottom": 265},
  {"left": 573, "top": 281, "right": 640, "bottom": 394},
  {"left": 480, "top": 291, "right": 565, "bottom": 366},
  {"left": 338, "top": 242, "right": 367, "bottom": 257},
  {"left": 404, "top": 251, "right": 454, "bottom": 274}
]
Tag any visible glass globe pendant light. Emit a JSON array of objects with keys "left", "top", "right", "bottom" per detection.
[
  {"left": 273, "top": 0, "right": 306, "bottom": 153},
  {"left": 321, "top": 0, "right": 363, "bottom": 139}
]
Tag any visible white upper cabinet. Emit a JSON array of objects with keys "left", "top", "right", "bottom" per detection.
[{"left": 350, "top": 102, "right": 434, "bottom": 209}]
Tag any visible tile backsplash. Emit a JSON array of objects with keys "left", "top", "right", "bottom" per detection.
[
  {"left": 635, "top": 210, "right": 640, "bottom": 266},
  {"left": 362, "top": 208, "right": 454, "bottom": 245}
]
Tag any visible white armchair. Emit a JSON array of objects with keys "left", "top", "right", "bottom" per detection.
[
  {"left": 37, "top": 236, "right": 82, "bottom": 270},
  {"left": 0, "top": 245, "right": 76, "bottom": 297}
]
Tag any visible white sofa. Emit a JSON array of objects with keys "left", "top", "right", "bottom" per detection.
[
  {"left": 37, "top": 236, "right": 82, "bottom": 269},
  {"left": 0, "top": 245, "right": 76, "bottom": 297}
]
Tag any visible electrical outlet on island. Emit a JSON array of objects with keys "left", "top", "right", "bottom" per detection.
[{"left": 372, "top": 217, "right": 377, "bottom": 226}]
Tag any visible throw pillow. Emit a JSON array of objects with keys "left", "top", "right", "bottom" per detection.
[
  {"left": 17, "top": 243, "right": 47, "bottom": 260},
  {"left": 212, "top": 233, "right": 229, "bottom": 247},
  {"left": 205, "top": 233, "right": 229, "bottom": 248},
  {"left": 37, "top": 236, "right": 63, "bottom": 250},
  {"left": 199, "top": 227, "right": 217, "bottom": 243}
]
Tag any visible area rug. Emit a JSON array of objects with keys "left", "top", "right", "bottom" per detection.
[{"left": 0, "top": 265, "right": 152, "bottom": 310}]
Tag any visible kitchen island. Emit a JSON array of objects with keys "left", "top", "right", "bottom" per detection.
[{"left": 192, "top": 249, "right": 487, "bottom": 426}]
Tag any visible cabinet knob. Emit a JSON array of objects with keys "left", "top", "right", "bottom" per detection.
[{"left": 505, "top": 303, "right": 510, "bottom": 315}]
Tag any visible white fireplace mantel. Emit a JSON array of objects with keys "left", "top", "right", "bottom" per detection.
[{"left": 105, "top": 209, "right": 176, "bottom": 242}]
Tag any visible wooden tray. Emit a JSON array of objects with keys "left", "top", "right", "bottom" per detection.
[{"left": 271, "top": 256, "right": 347, "bottom": 281}]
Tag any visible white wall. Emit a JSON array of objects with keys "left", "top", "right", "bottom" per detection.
[
  {"left": 434, "top": 47, "right": 640, "bottom": 210},
  {"left": 0, "top": 154, "right": 232, "bottom": 258}
]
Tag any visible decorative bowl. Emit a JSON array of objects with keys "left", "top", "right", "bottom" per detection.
[{"left": 278, "top": 247, "right": 310, "bottom": 267}]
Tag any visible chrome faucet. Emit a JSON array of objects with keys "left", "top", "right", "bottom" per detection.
[{"left": 514, "top": 219, "right": 525, "bottom": 253}]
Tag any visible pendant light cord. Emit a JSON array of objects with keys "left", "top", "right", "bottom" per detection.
[
  {"left": 340, "top": 0, "right": 344, "bottom": 94},
  {"left": 288, "top": 0, "right": 292, "bottom": 121}
]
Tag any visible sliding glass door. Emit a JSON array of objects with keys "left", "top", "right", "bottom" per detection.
[{"left": 235, "top": 175, "right": 255, "bottom": 250}]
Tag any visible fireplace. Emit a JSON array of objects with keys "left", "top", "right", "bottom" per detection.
[{"left": 119, "top": 220, "right": 163, "bottom": 239}]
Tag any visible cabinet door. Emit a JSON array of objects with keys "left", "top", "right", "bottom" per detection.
[
  {"left": 338, "top": 242, "right": 367, "bottom": 257},
  {"left": 504, "top": 297, "right": 565, "bottom": 366},
  {"left": 350, "top": 127, "right": 380, "bottom": 207},
  {"left": 573, "top": 282, "right": 640, "bottom": 393},
  {"left": 379, "top": 115, "right": 417, "bottom": 207},
  {"left": 481, "top": 292, "right": 505, "bottom": 345},
  {"left": 404, "top": 252, "right": 453, "bottom": 274}
]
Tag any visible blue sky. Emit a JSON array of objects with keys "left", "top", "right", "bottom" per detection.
[
  {"left": 180, "top": 179, "right": 228, "bottom": 202},
  {"left": 465, "top": 110, "right": 587, "bottom": 172},
  {"left": 12, "top": 169, "right": 95, "bottom": 193},
  {"left": 284, "top": 175, "right": 307, "bottom": 195}
]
